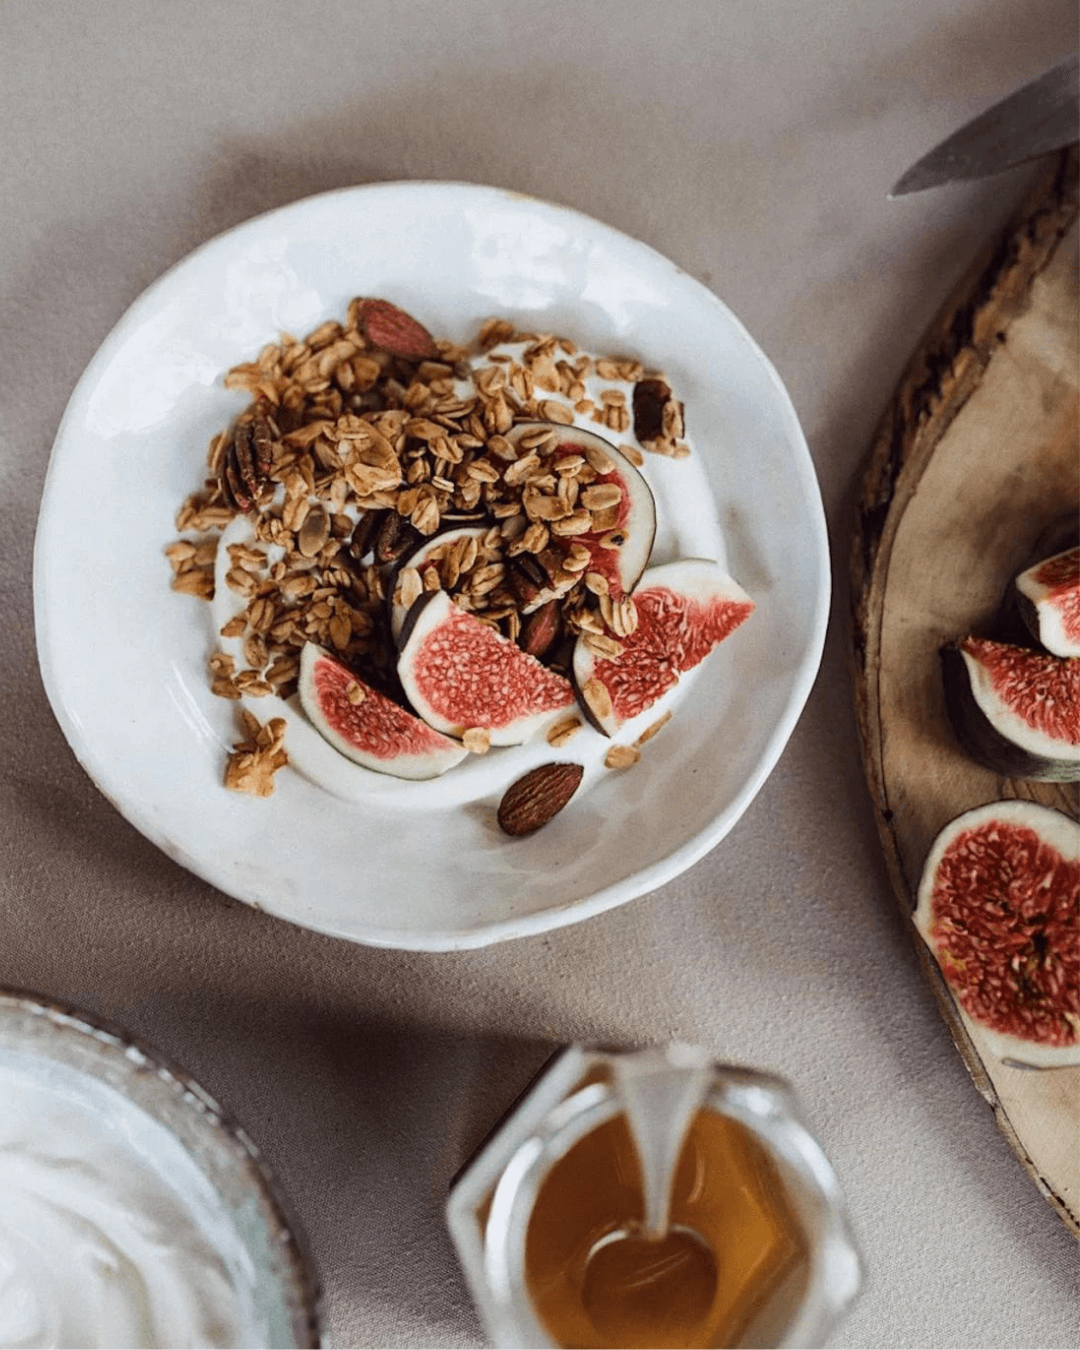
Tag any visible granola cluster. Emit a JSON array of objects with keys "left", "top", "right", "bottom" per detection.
[
  {"left": 167, "top": 299, "right": 687, "bottom": 794},
  {"left": 223, "top": 713, "right": 288, "bottom": 799}
]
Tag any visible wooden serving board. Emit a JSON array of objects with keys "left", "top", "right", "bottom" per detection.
[{"left": 851, "top": 147, "right": 1080, "bottom": 1238}]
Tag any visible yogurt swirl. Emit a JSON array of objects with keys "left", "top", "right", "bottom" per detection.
[{"left": 0, "top": 1058, "right": 252, "bottom": 1349}]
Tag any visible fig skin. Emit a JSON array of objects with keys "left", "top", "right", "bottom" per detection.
[
  {"left": 941, "top": 639, "right": 1080, "bottom": 783},
  {"left": 914, "top": 800, "right": 1080, "bottom": 1069}
]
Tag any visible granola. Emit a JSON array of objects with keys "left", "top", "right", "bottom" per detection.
[
  {"left": 224, "top": 713, "right": 289, "bottom": 798},
  {"left": 166, "top": 299, "right": 690, "bottom": 794}
]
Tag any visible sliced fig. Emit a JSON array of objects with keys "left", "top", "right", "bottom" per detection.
[
  {"left": 504, "top": 422, "right": 656, "bottom": 599},
  {"left": 298, "top": 643, "right": 467, "bottom": 780},
  {"left": 397, "top": 591, "right": 576, "bottom": 745},
  {"left": 1014, "top": 546, "right": 1080, "bottom": 658},
  {"left": 574, "top": 559, "right": 755, "bottom": 736},
  {"left": 941, "top": 637, "right": 1079, "bottom": 782},
  {"left": 914, "top": 800, "right": 1079, "bottom": 1068},
  {"left": 387, "top": 524, "right": 489, "bottom": 640}
]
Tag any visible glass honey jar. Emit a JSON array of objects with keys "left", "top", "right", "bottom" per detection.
[{"left": 447, "top": 1045, "right": 861, "bottom": 1349}]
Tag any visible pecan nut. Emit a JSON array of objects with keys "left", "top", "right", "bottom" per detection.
[{"left": 221, "top": 408, "right": 275, "bottom": 512}]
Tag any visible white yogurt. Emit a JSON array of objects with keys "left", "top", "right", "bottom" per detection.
[{"left": 0, "top": 1053, "right": 258, "bottom": 1349}]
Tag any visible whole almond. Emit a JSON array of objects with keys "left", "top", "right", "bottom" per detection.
[
  {"left": 357, "top": 298, "right": 439, "bottom": 361},
  {"left": 497, "top": 762, "right": 584, "bottom": 836}
]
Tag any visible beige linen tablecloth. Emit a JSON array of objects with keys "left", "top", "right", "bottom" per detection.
[{"left": 2, "top": 2, "right": 1078, "bottom": 1346}]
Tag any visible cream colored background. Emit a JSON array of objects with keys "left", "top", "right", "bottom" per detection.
[{"left": 2, "top": 2, "right": 1078, "bottom": 1346}]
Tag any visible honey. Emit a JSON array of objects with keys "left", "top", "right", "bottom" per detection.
[
  {"left": 523, "top": 1108, "right": 810, "bottom": 1349},
  {"left": 445, "top": 1046, "right": 860, "bottom": 1349}
]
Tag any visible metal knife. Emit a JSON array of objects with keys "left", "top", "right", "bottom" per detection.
[{"left": 889, "top": 52, "right": 1078, "bottom": 198}]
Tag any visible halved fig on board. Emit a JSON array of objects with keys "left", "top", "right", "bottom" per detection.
[
  {"left": 397, "top": 591, "right": 576, "bottom": 745},
  {"left": 1014, "top": 546, "right": 1080, "bottom": 658},
  {"left": 387, "top": 524, "right": 490, "bottom": 640},
  {"left": 941, "top": 637, "right": 1079, "bottom": 782},
  {"left": 298, "top": 643, "right": 467, "bottom": 779},
  {"left": 504, "top": 422, "right": 656, "bottom": 601},
  {"left": 914, "top": 799, "right": 1079, "bottom": 1069},
  {"left": 574, "top": 558, "right": 755, "bottom": 736}
]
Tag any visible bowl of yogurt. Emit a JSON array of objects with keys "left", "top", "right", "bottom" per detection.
[{"left": 0, "top": 988, "right": 321, "bottom": 1349}]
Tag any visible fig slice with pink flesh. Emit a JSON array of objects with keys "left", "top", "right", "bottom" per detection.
[
  {"left": 298, "top": 643, "right": 467, "bottom": 780},
  {"left": 387, "top": 523, "right": 490, "bottom": 641},
  {"left": 397, "top": 591, "right": 576, "bottom": 745},
  {"left": 574, "top": 558, "right": 755, "bottom": 736},
  {"left": 941, "top": 636, "right": 1079, "bottom": 782},
  {"left": 1014, "top": 546, "right": 1080, "bottom": 658},
  {"left": 914, "top": 799, "right": 1079, "bottom": 1069},
  {"left": 504, "top": 422, "right": 656, "bottom": 603}
]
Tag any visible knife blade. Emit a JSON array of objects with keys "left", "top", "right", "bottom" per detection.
[{"left": 889, "top": 52, "right": 1078, "bottom": 198}]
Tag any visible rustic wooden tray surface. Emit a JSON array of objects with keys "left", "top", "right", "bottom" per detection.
[{"left": 851, "top": 147, "right": 1080, "bottom": 1238}]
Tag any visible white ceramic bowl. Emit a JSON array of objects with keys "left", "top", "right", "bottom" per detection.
[
  {"left": 0, "top": 988, "right": 321, "bottom": 1347},
  {"left": 34, "top": 182, "right": 828, "bottom": 950}
]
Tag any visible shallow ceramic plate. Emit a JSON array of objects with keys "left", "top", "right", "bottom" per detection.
[{"left": 34, "top": 182, "right": 828, "bottom": 950}]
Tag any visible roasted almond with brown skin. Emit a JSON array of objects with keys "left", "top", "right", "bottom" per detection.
[
  {"left": 357, "top": 298, "right": 439, "bottom": 362},
  {"left": 497, "top": 762, "right": 584, "bottom": 836}
]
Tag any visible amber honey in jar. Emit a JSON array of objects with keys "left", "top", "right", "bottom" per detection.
[{"left": 446, "top": 1046, "right": 861, "bottom": 1350}]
